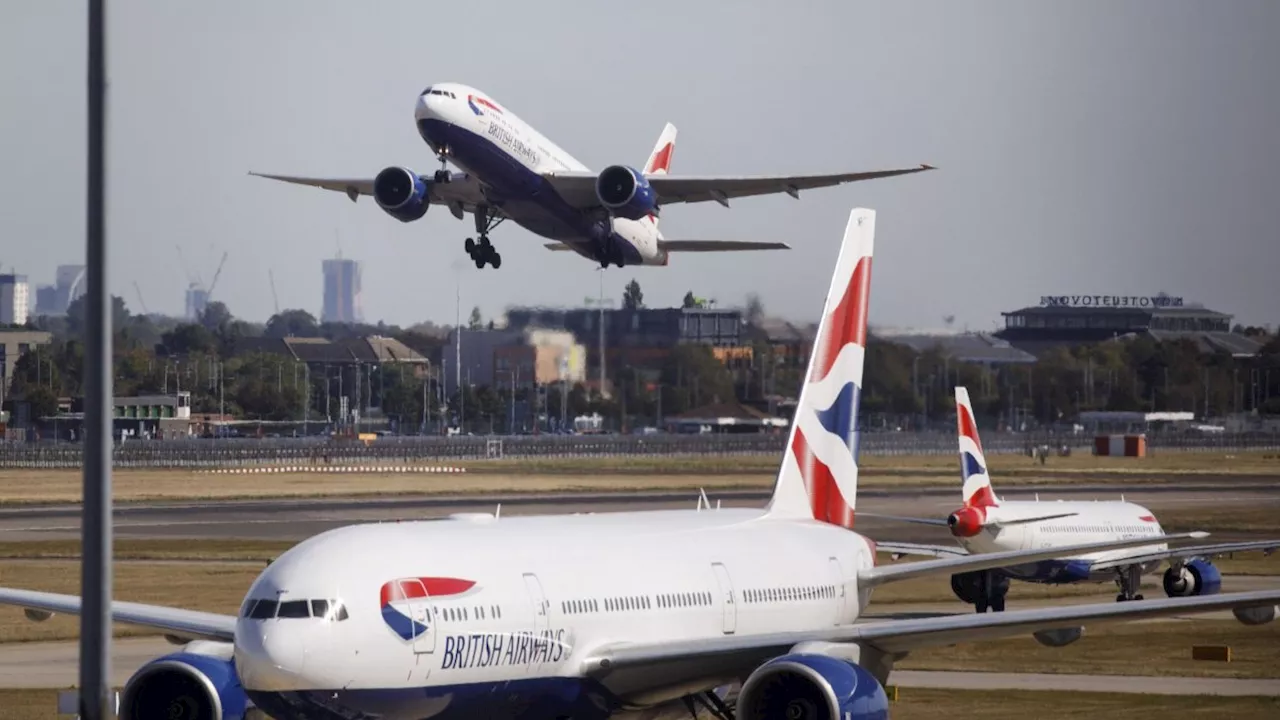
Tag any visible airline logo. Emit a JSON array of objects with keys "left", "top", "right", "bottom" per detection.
[
  {"left": 646, "top": 142, "right": 674, "bottom": 174},
  {"left": 789, "top": 213, "right": 873, "bottom": 529},
  {"left": 379, "top": 577, "right": 476, "bottom": 641},
  {"left": 467, "top": 95, "right": 503, "bottom": 116},
  {"left": 956, "top": 390, "right": 997, "bottom": 509}
]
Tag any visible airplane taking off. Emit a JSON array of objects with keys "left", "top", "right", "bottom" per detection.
[
  {"left": 3, "top": 210, "right": 1280, "bottom": 720},
  {"left": 871, "top": 387, "right": 1280, "bottom": 614},
  {"left": 250, "top": 82, "right": 934, "bottom": 270}
]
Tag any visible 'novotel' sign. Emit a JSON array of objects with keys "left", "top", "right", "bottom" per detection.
[{"left": 1039, "top": 295, "right": 1184, "bottom": 309}]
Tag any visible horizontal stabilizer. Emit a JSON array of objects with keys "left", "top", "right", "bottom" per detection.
[
  {"left": 542, "top": 240, "right": 791, "bottom": 253},
  {"left": 860, "top": 531, "right": 1208, "bottom": 588},
  {"left": 658, "top": 240, "right": 790, "bottom": 252}
]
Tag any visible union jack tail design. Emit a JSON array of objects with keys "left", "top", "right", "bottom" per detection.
[
  {"left": 641, "top": 123, "right": 677, "bottom": 233},
  {"left": 955, "top": 386, "right": 999, "bottom": 509},
  {"left": 765, "top": 208, "right": 875, "bottom": 528}
]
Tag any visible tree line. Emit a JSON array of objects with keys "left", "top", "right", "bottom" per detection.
[{"left": 4, "top": 291, "right": 1279, "bottom": 432}]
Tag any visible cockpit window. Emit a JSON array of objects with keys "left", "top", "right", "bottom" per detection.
[
  {"left": 421, "top": 86, "right": 432, "bottom": 96},
  {"left": 241, "top": 597, "right": 349, "bottom": 621},
  {"left": 248, "top": 599, "right": 278, "bottom": 619},
  {"left": 278, "top": 600, "right": 310, "bottom": 619}
]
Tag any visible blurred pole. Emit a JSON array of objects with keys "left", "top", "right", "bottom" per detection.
[{"left": 80, "top": 0, "right": 113, "bottom": 718}]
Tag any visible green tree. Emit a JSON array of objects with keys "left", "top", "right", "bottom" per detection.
[
  {"left": 265, "top": 309, "right": 319, "bottom": 338},
  {"left": 745, "top": 293, "right": 764, "bottom": 326},
  {"left": 468, "top": 307, "right": 483, "bottom": 330},
  {"left": 198, "top": 301, "right": 234, "bottom": 333},
  {"left": 681, "top": 291, "right": 697, "bottom": 309},
  {"left": 623, "top": 279, "right": 644, "bottom": 309}
]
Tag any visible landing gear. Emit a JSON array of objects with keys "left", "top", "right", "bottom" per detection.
[
  {"left": 953, "top": 570, "right": 1009, "bottom": 613},
  {"left": 464, "top": 203, "right": 506, "bottom": 269},
  {"left": 681, "top": 690, "right": 735, "bottom": 720},
  {"left": 1114, "top": 565, "right": 1145, "bottom": 602}
]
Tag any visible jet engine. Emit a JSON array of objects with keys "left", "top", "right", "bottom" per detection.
[
  {"left": 737, "top": 653, "right": 889, "bottom": 720},
  {"left": 118, "top": 646, "right": 252, "bottom": 720},
  {"left": 1232, "top": 604, "right": 1277, "bottom": 626},
  {"left": 946, "top": 507, "right": 985, "bottom": 538},
  {"left": 594, "top": 164, "right": 658, "bottom": 221},
  {"left": 373, "top": 166, "right": 430, "bottom": 222},
  {"left": 1162, "top": 558, "right": 1222, "bottom": 597}
]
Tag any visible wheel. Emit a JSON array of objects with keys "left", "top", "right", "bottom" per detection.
[
  {"left": 490, "top": 252, "right": 502, "bottom": 269},
  {"left": 434, "top": 170, "right": 450, "bottom": 183},
  {"left": 464, "top": 237, "right": 475, "bottom": 254},
  {"left": 1116, "top": 594, "right": 1128, "bottom": 603},
  {"left": 479, "top": 235, "right": 492, "bottom": 250},
  {"left": 975, "top": 601, "right": 988, "bottom": 614},
  {"left": 474, "top": 256, "right": 485, "bottom": 269},
  {"left": 1135, "top": 594, "right": 1144, "bottom": 601},
  {"left": 991, "top": 595, "right": 1006, "bottom": 612}
]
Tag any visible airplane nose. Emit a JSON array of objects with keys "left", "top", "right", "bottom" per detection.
[
  {"left": 235, "top": 622, "right": 307, "bottom": 691},
  {"left": 415, "top": 93, "right": 435, "bottom": 121}
]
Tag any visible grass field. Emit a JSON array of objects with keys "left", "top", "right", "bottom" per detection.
[
  {"left": 0, "top": 450, "right": 1275, "bottom": 505},
  {"left": 897, "top": 619, "right": 1280, "bottom": 680},
  {"left": 0, "top": 687, "right": 1276, "bottom": 720}
]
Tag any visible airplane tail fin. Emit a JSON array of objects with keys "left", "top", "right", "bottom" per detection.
[
  {"left": 644, "top": 123, "right": 677, "bottom": 176},
  {"left": 764, "top": 208, "right": 875, "bottom": 529},
  {"left": 956, "top": 387, "right": 998, "bottom": 509}
]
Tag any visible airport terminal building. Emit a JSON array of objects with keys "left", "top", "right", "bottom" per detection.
[{"left": 994, "top": 293, "right": 1263, "bottom": 358}]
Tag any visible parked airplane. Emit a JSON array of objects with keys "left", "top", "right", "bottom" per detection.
[
  {"left": 2, "top": 210, "right": 1278, "bottom": 720},
  {"left": 250, "top": 82, "right": 934, "bottom": 270},
  {"left": 870, "top": 386, "right": 1280, "bottom": 614}
]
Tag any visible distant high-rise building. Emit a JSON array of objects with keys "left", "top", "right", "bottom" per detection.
[
  {"left": 35, "top": 285, "right": 58, "bottom": 315},
  {"left": 0, "top": 274, "right": 31, "bottom": 326},
  {"left": 322, "top": 258, "right": 363, "bottom": 324},
  {"left": 185, "top": 284, "right": 209, "bottom": 321}
]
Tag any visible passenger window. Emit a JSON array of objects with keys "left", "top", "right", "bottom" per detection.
[
  {"left": 310, "top": 599, "right": 330, "bottom": 618},
  {"left": 278, "top": 600, "right": 309, "bottom": 619},
  {"left": 249, "top": 600, "right": 278, "bottom": 619}
]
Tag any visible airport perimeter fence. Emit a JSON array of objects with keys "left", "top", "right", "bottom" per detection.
[{"left": 0, "top": 430, "right": 1276, "bottom": 470}]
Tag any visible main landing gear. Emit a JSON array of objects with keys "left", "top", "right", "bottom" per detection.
[
  {"left": 1114, "top": 564, "right": 1145, "bottom": 602},
  {"left": 465, "top": 203, "right": 506, "bottom": 270}
]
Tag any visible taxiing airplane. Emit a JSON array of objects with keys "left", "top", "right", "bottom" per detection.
[
  {"left": 250, "top": 82, "right": 934, "bottom": 270},
  {"left": 2, "top": 210, "right": 1278, "bottom": 720},
  {"left": 871, "top": 386, "right": 1280, "bottom": 614}
]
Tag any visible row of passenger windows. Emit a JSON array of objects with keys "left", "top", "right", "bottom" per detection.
[
  {"left": 241, "top": 598, "right": 348, "bottom": 622},
  {"left": 561, "top": 591, "right": 714, "bottom": 615},
  {"left": 441, "top": 605, "right": 504, "bottom": 622},
  {"left": 1043, "top": 525, "right": 1155, "bottom": 533},
  {"left": 745, "top": 585, "right": 835, "bottom": 604}
]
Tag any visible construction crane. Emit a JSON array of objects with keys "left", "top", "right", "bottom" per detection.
[
  {"left": 132, "top": 281, "right": 150, "bottom": 315},
  {"left": 268, "top": 268, "right": 280, "bottom": 314},
  {"left": 206, "top": 251, "right": 228, "bottom": 302}
]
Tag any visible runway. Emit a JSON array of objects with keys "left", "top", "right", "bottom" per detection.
[
  {"left": 1, "top": 635, "right": 1276, "bottom": 696},
  {"left": 0, "top": 481, "right": 1276, "bottom": 542}
]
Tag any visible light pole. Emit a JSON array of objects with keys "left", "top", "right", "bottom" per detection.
[{"left": 584, "top": 286, "right": 615, "bottom": 399}]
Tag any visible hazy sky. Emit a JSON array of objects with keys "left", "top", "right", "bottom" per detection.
[{"left": 3, "top": 1, "right": 1278, "bottom": 331}]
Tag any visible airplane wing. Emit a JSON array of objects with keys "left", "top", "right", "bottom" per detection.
[
  {"left": 859, "top": 531, "right": 1207, "bottom": 588},
  {"left": 580, "top": 589, "right": 1280, "bottom": 690},
  {"left": 248, "top": 171, "right": 488, "bottom": 212},
  {"left": 540, "top": 164, "right": 936, "bottom": 209},
  {"left": 874, "top": 541, "right": 968, "bottom": 559},
  {"left": 543, "top": 241, "right": 791, "bottom": 252},
  {"left": 0, "top": 587, "right": 235, "bottom": 642},
  {"left": 1086, "top": 539, "right": 1280, "bottom": 572}
]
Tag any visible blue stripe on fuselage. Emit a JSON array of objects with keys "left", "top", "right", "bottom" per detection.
[
  {"left": 247, "top": 677, "right": 621, "bottom": 720},
  {"left": 417, "top": 119, "right": 644, "bottom": 266},
  {"left": 1005, "top": 559, "right": 1095, "bottom": 585}
]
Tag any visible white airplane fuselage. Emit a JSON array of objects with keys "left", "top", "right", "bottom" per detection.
[
  {"left": 235, "top": 508, "right": 878, "bottom": 719},
  {"left": 416, "top": 83, "right": 667, "bottom": 266},
  {"left": 958, "top": 501, "right": 1167, "bottom": 584}
]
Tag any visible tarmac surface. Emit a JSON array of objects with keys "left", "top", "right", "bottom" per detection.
[
  {"left": 0, "top": 481, "right": 1277, "bottom": 542},
  {"left": 0, "top": 481, "right": 1276, "bottom": 701}
]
